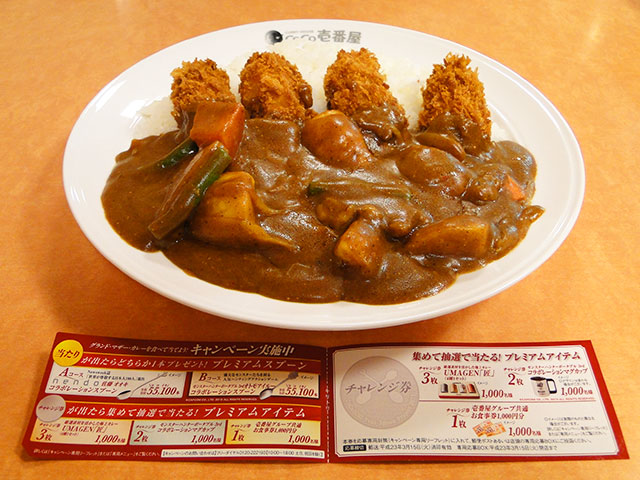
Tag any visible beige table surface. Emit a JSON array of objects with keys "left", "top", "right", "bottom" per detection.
[{"left": 2, "top": 0, "right": 639, "bottom": 478}]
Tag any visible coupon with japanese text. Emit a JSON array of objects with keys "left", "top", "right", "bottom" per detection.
[
  {"left": 23, "top": 334, "right": 627, "bottom": 462},
  {"left": 24, "top": 333, "right": 326, "bottom": 461},
  {"left": 329, "top": 342, "right": 627, "bottom": 462}
]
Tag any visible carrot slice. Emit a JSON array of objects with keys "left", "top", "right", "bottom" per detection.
[
  {"left": 189, "top": 102, "right": 246, "bottom": 157},
  {"left": 503, "top": 174, "right": 525, "bottom": 201}
]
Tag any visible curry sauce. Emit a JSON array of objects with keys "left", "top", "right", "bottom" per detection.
[{"left": 102, "top": 111, "right": 543, "bottom": 304}]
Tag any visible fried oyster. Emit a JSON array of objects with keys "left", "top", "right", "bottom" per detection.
[
  {"left": 323, "top": 48, "right": 407, "bottom": 125},
  {"left": 239, "top": 52, "right": 314, "bottom": 123},
  {"left": 418, "top": 53, "right": 491, "bottom": 136},
  {"left": 169, "top": 58, "right": 236, "bottom": 120}
]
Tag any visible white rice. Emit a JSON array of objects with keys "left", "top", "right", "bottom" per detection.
[
  {"left": 132, "top": 97, "right": 177, "bottom": 138},
  {"left": 132, "top": 40, "right": 506, "bottom": 140}
]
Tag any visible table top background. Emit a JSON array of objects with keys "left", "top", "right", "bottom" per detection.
[{"left": 2, "top": 1, "right": 638, "bottom": 478}]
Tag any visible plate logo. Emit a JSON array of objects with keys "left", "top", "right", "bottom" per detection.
[{"left": 264, "top": 28, "right": 362, "bottom": 45}]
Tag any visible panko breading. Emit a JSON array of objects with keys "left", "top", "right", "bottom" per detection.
[
  {"left": 239, "top": 52, "right": 313, "bottom": 123},
  {"left": 170, "top": 58, "right": 235, "bottom": 120},
  {"left": 323, "top": 48, "right": 407, "bottom": 125},
  {"left": 418, "top": 54, "right": 491, "bottom": 136}
]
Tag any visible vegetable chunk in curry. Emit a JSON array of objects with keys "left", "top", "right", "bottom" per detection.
[{"left": 101, "top": 49, "right": 544, "bottom": 304}]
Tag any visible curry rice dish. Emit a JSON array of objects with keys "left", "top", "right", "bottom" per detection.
[{"left": 102, "top": 48, "right": 544, "bottom": 305}]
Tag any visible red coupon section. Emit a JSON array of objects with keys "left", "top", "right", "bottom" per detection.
[
  {"left": 24, "top": 334, "right": 326, "bottom": 461},
  {"left": 24, "top": 334, "right": 627, "bottom": 462}
]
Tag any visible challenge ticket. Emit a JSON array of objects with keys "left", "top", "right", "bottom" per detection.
[{"left": 23, "top": 334, "right": 627, "bottom": 462}]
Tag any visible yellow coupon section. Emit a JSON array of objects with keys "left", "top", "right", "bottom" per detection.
[
  {"left": 30, "top": 418, "right": 131, "bottom": 445},
  {"left": 190, "top": 371, "right": 319, "bottom": 398},
  {"left": 52, "top": 339, "right": 83, "bottom": 366},
  {"left": 225, "top": 419, "right": 321, "bottom": 447}
]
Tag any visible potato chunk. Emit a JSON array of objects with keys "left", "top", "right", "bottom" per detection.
[
  {"left": 334, "top": 218, "right": 385, "bottom": 276},
  {"left": 396, "top": 144, "right": 470, "bottom": 197},
  {"left": 405, "top": 215, "right": 492, "bottom": 258},
  {"left": 301, "top": 110, "right": 372, "bottom": 170},
  {"left": 190, "top": 172, "right": 290, "bottom": 249},
  {"left": 315, "top": 197, "right": 357, "bottom": 231}
]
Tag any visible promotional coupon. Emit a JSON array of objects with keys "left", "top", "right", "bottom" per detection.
[
  {"left": 330, "top": 343, "right": 626, "bottom": 461},
  {"left": 23, "top": 333, "right": 627, "bottom": 462}
]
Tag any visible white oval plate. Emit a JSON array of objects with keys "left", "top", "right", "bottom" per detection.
[{"left": 63, "top": 20, "right": 584, "bottom": 331}]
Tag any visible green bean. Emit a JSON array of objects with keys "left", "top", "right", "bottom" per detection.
[
  {"left": 148, "top": 142, "right": 231, "bottom": 239},
  {"left": 157, "top": 137, "right": 198, "bottom": 169},
  {"left": 306, "top": 181, "right": 328, "bottom": 196},
  {"left": 306, "top": 180, "right": 411, "bottom": 199}
]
